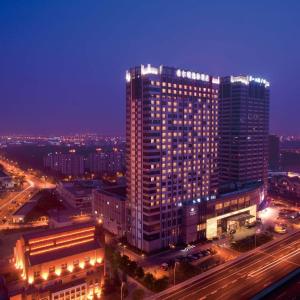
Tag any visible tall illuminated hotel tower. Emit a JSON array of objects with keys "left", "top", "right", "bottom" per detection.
[
  {"left": 219, "top": 76, "right": 270, "bottom": 190},
  {"left": 125, "top": 65, "right": 219, "bottom": 252}
]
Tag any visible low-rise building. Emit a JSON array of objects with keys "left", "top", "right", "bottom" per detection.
[
  {"left": 13, "top": 223, "right": 104, "bottom": 299},
  {"left": 181, "top": 182, "right": 264, "bottom": 242},
  {"left": 269, "top": 174, "right": 300, "bottom": 199},
  {"left": 11, "top": 191, "right": 41, "bottom": 223},
  {"left": 0, "top": 169, "right": 14, "bottom": 190},
  {"left": 57, "top": 180, "right": 102, "bottom": 211},
  {"left": 92, "top": 186, "right": 127, "bottom": 237}
]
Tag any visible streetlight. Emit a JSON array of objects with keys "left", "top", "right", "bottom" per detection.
[
  {"left": 173, "top": 261, "right": 179, "bottom": 286},
  {"left": 121, "top": 281, "right": 125, "bottom": 300},
  {"left": 254, "top": 228, "right": 261, "bottom": 249},
  {"left": 122, "top": 245, "right": 127, "bottom": 256}
]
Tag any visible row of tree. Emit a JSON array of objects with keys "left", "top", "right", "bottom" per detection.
[{"left": 105, "top": 245, "right": 169, "bottom": 294}]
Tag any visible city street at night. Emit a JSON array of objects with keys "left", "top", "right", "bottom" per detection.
[{"left": 151, "top": 230, "right": 300, "bottom": 300}]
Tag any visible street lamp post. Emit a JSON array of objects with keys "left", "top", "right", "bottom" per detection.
[
  {"left": 121, "top": 281, "right": 125, "bottom": 300},
  {"left": 255, "top": 228, "right": 260, "bottom": 249},
  {"left": 173, "top": 261, "right": 179, "bottom": 286}
]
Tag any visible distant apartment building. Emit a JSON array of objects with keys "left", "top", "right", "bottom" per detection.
[
  {"left": 44, "top": 152, "right": 84, "bottom": 177},
  {"left": 57, "top": 180, "right": 102, "bottom": 211},
  {"left": 92, "top": 185, "right": 127, "bottom": 237},
  {"left": 88, "top": 150, "right": 125, "bottom": 174},
  {"left": 219, "top": 76, "right": 270, "bottom": 189},
  {"left": 269, "top": 134, "right": 280, "bottom": 171},
  {"left": 12, "top": 223, "right": 104, "bottom": 300}
]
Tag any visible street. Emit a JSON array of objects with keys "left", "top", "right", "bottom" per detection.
[
  {"left": 0, "top": 158, "right": 54, "bottom": 221},
  {"left": 149, "top": 230, "right": 300, "bottom": 300}
]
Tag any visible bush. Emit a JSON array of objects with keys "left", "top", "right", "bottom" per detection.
[
  {"left": 152, "top": 276, "right": 169, "bottom": 292},
  {"left": 128, "top": 260, "right": 138, "bottom": 275},
  {"left": 143, "top": 273, "right": 155, "bottom": 289},
  {"left": 135, "top": 266, "right": 145, "bottom": 279},
  {"left": 102, "top": 276, "right": 115, "bottom": 295}
]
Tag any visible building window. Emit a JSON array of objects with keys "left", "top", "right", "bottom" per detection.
[
  {"left": 197, "top": 223, "right": 206, "bottom": 231},
  {"left": 49, "top": 266, "right": 55, "bottom": 273},
  {"left": 34, "top": 271, "right": 40, "bottom": 278}
]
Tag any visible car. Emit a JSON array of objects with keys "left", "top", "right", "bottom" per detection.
[
  {"left": 181, "top": 244, "right": 196, "bottom": 252},
  {"left": 194, "top": 252, "right": 204, "bottom": 258},
  {"left": 160, "top": 263, "right": 169, "bottom": 271},
  {"left": 205, "top": 249, "right": 212, "bottom": 255},
  {"left": 175, "top": 255, "right": 185, "bottom": 262},
  {"left": 208, "top": 248, "right": 216, "bottom": 255},
  {"left": 246, "top": 223, "right": 256, "bottom": 229},
  {"left": 187, "top": 254, "right": 198, "bottom": 261}
]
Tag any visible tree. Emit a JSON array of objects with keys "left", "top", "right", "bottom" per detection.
[
  {"left": 102, "top": 275, "right": 115, "bottom": 295},
  {"left": 120, "top": 255, "right": 130, "bottom": 270},
  {"left": 128, "top": 260, "right": 138, "bottom": 275},
  {"left": 152, "top": 276, "right": 169, "bottom": 292},
  {"left": 135, "top": 266, "right": 145, "bottom": 279},
  {"left": 143, "top": 273, "right": 155, "bottom": 289},
  {"left": 122, "top": 271, "right": 128, "bottom": 283},
  {"left": 113, "top": 270, "right": 121, "bottom": 287}
]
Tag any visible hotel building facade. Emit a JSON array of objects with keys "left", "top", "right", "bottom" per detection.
[
  {"left": 219, "top": 76, "right": 270, "bottom": 190},
  {"left": 126, "top": 64, "right": 219, "bottom": 252},
  {"left": 126, "top": 65, "right": 270, "bottom": 253}
]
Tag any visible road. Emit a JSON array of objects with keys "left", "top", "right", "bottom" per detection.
[
  {"left": 150, "top": 230, "right": 300, "bottom": 300},
  {"left": 0, "top": 158, "right": 54, "bottom": 221}
]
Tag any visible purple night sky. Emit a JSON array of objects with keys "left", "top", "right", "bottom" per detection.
[{"left": 0, "top": 1, "right": 299, "bottom": 136}]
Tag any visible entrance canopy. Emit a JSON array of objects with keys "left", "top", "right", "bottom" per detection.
[{"left": 226, "top": 213, "right": 255, "bottom": 222}]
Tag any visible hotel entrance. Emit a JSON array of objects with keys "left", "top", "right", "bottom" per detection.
[
  {"left": 226, "top": 213, "right": 255, "bottom": 233},
  {"left": 206, "top": 205, "right": 257, "bottom": 239}
]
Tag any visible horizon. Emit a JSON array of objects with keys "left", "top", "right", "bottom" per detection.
[{"left": 1, "top": 1, "right": 300, "bottom": 135}]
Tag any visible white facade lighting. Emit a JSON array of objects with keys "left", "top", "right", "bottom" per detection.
[
  {"left": 176, "top": 69, "right": 210, "bottom": 82},
  {"left": 141, "top": 64, "right": 159, "bottom": 75},
  {"left": 125, "top": 71, "right": 131, "bottom": 82},
  {"left": 231, "top": 75, "right": 270, "bottom": 87}
]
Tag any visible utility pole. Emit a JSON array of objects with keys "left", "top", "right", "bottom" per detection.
[
  {"left": 121, "top": 281, "right": 125, "bottom": 300},
  {"left": 174, "top": 261, "right": 179, "bottom": 286}
]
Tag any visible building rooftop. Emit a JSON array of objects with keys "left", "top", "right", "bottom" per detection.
[
  {"left": 12, "top": 192, "right": 43, "bottom": 217},
  {"left": 97, "top": 185, "right": 126, "bottom": 200},
  {"left": 60, "top": 180, "right": 102, "bottom": 197},
  {"left": 12, "top": 201, "right": 36, "bottom": 217},
  {"left": 22, "top": 221, "right": 95, "bottom": 243},
  {"left": 26, "top": 238, "right": 101, "bottom": 266},
  {"left": 219, "top": 181, "right": 263, "bottom": 199}
]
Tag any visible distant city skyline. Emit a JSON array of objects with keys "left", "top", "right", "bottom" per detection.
[{"left": 1, "top": 1, "right": 300, "bottom": 136}]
